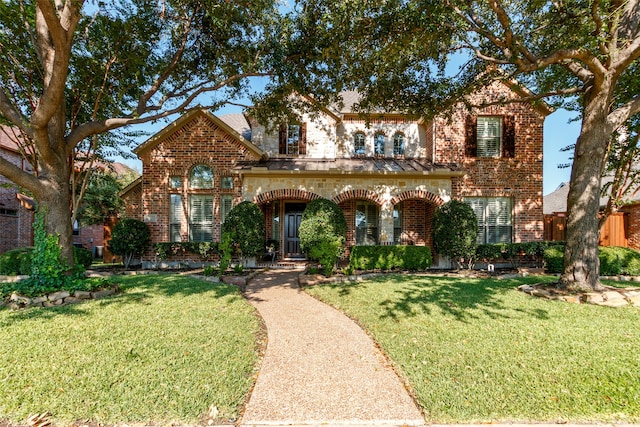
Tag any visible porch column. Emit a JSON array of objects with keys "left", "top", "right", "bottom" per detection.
[{"left": 379, "top": 202, "right": 395, "bottom": 245}]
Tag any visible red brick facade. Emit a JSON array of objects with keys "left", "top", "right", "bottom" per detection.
[
  {"left": 0, "top": 142, "right": 34, "bottom": 253},
  {"left": 124, "top": 83, "right": 547, "bottom": 263}
]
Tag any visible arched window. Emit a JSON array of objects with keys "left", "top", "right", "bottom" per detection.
[
  {"left": 374, "top": 133, "right": 385, "bottom": 156},
  {"left": 189, "top": 165, "right": 214, "bottom": 189},
  {"left": 393, "top": 133, "right": 405, "bottom": 156},
  {"left": 354, "top": 132, "right": 366, "bottom": 155}
]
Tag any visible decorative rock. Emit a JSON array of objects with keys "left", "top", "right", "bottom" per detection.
[
  {"left": 10, "top": 293, "right": 31, "bottom": 305},
  {"left": 48, "top": 291, "right": 70, "bottom": 302},
  {"left": 31, "top": 296, "right": 47, "bottom": 304},
  {"left": 517, "top": 284, "right": 535, "bottom": 293},
  {"left": 91, "top": 289, "right": 115, "bottom": 299},
  {"left": 74, "top": 290, "right": 92, "bottom": 299},
  {"left": 561, "top": 295, "right": 581, "bottom": 304},
  {"left": 64, "top": 297, "right": 81, "bottom": 304},
  {"left": 222, "top": 276, "right": 247, "bottom": 287},
  {"left": 585, "top": 293, "right": 604, "bottom": 304},
  {"left": 531, "top": 289, "right": 551, "bottom": 298}
]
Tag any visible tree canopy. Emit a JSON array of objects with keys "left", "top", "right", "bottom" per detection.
[
  {"left": 0, "top": 0, "right": 291, "bottom": 266},
  {"left": 278, "top": 0, "right": 640, "bottom": 291}
]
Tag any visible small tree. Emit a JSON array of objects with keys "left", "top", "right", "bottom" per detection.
[
  {"left": 432, "top": 200, "right": 478, "bottom": 270},
  {"left": 221, "top": 201, "right": 265, "bottom": 264},
  {"left": 299, "top": 198, "right": 348, "bottom": 277},
  {"left": 108, "top": 218, "right": 151, "bottom": 269}
]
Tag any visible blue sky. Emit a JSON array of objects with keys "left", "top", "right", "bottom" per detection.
[{"left": 122, "top": 102, "right": 578, "bottom": 196}]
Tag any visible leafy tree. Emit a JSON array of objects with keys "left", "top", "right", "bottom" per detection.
[
  {"left": 108, "top": 218, "right": 150, "bottom": 268},
  {"left": 282, "top": 0, "right": 640, "bottom": 291},
  {"left": 76, "top": 170, "right": 126, "bottom": 225},
  {"left": 299, "top": 198, "right": 347, "bottom": 276},
  {"left": 0, "top": 0, "right": 289, "bottom": 269},
  {"left": 432, "top": 200, "right": 478, "bottom": 270},
  {"left": 221, "top": 201, "right": 265, "bottom": 262}
]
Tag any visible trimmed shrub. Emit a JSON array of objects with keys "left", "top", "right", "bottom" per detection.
[
  {"left": 75, "top": 247, "right": 93, "bottom": 269},
  {"left": 350, "top": 245, "right": 432, "bottom": 271},
  {"left": 222, "top": 201, "right": 265, "bottom": 260},
  {"left": 299, "top": 198, "right": 348, "bottom": 277},
  {"left": 0, "top": 247, "right": 33, "bottom": 275},
  {"left": 543, "top": 244, "right": 640, "bottom": 276},
  {"left": 108, "top": 218, "right": 151, "bottom": 268},
  {"left": 432, "top": 200, "right": 478, "bottom": 269}
]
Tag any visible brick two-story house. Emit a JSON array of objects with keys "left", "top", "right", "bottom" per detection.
[{"left": 122, "top": 81, "right": 549, "bottom": 265}]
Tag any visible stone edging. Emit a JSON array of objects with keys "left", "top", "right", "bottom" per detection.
[
  {"left": 518, "top": 284, "right": 640, "bottom": 307},
  {"left": 1, "top": 286, "right": 120, "bottom": 310}
]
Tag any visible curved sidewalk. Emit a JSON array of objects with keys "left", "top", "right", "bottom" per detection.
[{"left": 240, "top": 269, "right": 425, "bottom": 426}]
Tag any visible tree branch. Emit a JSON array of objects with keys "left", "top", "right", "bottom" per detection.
[
  {"left": 607, "top": 95, "right": 640, "bottom": 131},
  {"left": 0, "top": 155, "right": 42, "bottom": 193}
]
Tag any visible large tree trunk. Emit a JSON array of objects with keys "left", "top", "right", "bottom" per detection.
[{"left": 558, "top": 91, "right": 611, "bottom": 292}]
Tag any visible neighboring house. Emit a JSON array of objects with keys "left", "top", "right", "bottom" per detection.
[
  {"left": 0, "top": 126, "right": 34, "bottom": 253},
  {"left": 544, "top": 182, "right": 640, "bottom": 249},
  {"left": 0, "top": 124, "right": 137, "bottom": 257},
  {"left": 121, "top": 81, "right": 549, "bottom": 265}
]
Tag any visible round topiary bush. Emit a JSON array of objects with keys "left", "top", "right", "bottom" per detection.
[
  {"left": 221, "top": 201, "right": 265, "bottom": 261},
  {"left": 108, "top": 218, "right": 151, "bottom": 268},
  {"left": 432, "top": 200, "right": 478, "bottom": 269},
  {"left": 299, "top": 198, "right": 347, "bottom": 276}
]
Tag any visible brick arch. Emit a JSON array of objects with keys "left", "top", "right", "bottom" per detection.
[
  {"left": 253, "top": 189, "right": 323, "bottom": 205},
  {"left": 390, "top": 190, "right": 444, "bottom": 206},
  {"left": 333, "top": 189, "right": 383, "bottom": 206}
]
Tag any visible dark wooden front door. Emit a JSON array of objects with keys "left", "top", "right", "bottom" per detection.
[{"left": 285, "top": 212, "right": 303, "bottom": 258}]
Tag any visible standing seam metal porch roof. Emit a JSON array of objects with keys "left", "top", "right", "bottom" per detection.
[{"left": 233, "top": 157, "right": 463, "bottom": 175}]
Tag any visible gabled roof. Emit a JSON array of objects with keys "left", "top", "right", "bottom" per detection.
[
  {"left": 119, "top": 176, "right": 142, "bottom": 198},
  {"left": 133, "top": 109, "right": 267, "bottom": 160},
  {"left": 0, "top": 126, "right": 23, "bottom": 152}
]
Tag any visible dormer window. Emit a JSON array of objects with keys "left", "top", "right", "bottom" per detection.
[
  {"left": 393, "top": 133, "right": 405, "bottom": 156},
  {"left": 354, "top": 132, "right": 366, "bottom": 156},
  {"left": 374, "top": 133, "right": 385, "bottom": 156},
  {"left": 279, "top": 123, "right": 307, "bottom": 155}
]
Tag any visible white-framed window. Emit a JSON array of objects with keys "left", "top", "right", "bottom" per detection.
[
  {"left": 189, "top": 195, "right": 213, "bottom": 242},
  {"left": 374, "top": 133, "right": 385, "bottom": 156},
  {"left": 354, "top": 132, "right": 366, "bottom": 155},
  {"left": 287, "top": 124, "right": 301, "bottom": 155},
  {"left": 221, "top": 195, "right": 233, "bottom": 224},
  {"left": 169, "top": 194, "right": 184, "bottom": 242},
  {"left": 355, "top": 202, "right": 379, "bottom": 245},
  {"left": 221, "top": 176, "right": 233, "bottom": 190},
  {"left": 169, "top": 176, "right": 182, "bottom": 189},
  {"left": 477, "top": 117, "right": 502, "bottom": 158},
  {"left": 465, "top": 197, "right": 513, "bottom": 244},
  {"left": 393, "top": 133, "right": 405, "bottom": 156},
  {"left": 189, "top": 165, "right": 214, "bottom": 189},
  {"left": 393, "top": 204, "right": 402, "bottom": 244}
]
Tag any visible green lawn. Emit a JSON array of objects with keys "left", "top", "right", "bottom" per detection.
[
  {"left": 306, "top": 274, "right": 640, "bottom": 423},
  {"left": 0, "top": 274, "right": 260, "bottom": 426}
]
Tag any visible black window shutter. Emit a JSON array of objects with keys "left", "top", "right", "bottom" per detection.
[
  {"left": 502, "top": 115, "right": 515, "bottom": 158},
  {"left": 299, "top": 123, "right": 307, "bottom": 155},
  {"left": 279, "top": 124, "right": 286, "bottom": 154},
  {"left": 465, "top": 115, "right": 477, "bottom": 157}
]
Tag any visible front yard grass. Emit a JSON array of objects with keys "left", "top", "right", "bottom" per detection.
[
  {"left": 305, "top": 274, "right": 640, "bottom": 423},
  {"left": 0, "top": 274, "right": 260, "bottom": 426}
]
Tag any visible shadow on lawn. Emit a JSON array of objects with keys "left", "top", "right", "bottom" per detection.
[
  {"left": 314, "top": 274, "right": 550, "bottom": 323},
  {"left": 0, "top": 273, "right": 242, "bottom": 325},
  {"left": 376, "top": 275, "right": 550, "bottom": 323}
]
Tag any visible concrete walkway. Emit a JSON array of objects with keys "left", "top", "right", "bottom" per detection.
[{"left": 240, "top": 269, "right": 425, "bottom": 426}]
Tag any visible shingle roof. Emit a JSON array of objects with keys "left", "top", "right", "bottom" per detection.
[{"left": 219, "top": 113, "right": 251, "bottom": 141}]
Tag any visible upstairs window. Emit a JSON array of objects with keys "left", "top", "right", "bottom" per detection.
[
  {"left": 374, "top": 133, "right": 385, "bottom": 156},
  {"left": 169, "top": 176, "right": 182, "bottom": 189},
  {"left": 465, "top": 115, "right": 515, "bottom": 158},
  {"left": 189, "top": 165, "right": 214, "bottom": 189},
  {"left": 477, "top": 117, "right": 502, "bottom": 157},
  {"left": 393, "top": 133, "right": 405, "bottom": 156},
  {"left": 279, "top": 123, "right": 307, "bottom": 155},
  {"left": 354, "top": 132, "right": 366, "bottom": 156}
]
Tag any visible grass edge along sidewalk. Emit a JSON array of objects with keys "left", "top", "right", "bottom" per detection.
[
  {"left": 0, "top": 274, "right": 261, "bottom": 426},
  {"left": 305, "top": 274, "right": 640, "bottom": 424}
]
